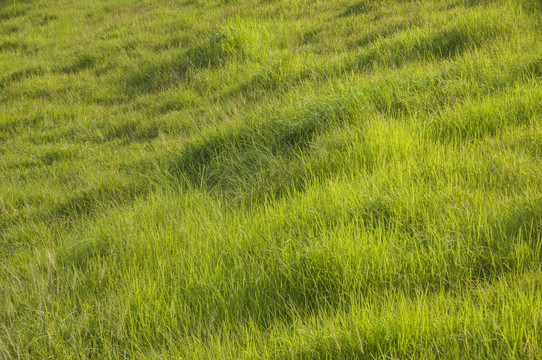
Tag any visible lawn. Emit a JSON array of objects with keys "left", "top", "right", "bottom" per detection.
[{"left": 1, "top": 0, "right": 542, "bottom": 358}]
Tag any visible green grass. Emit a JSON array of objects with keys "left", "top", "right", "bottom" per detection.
[{"left": 1, "top": 0, "right": 542, "bottom": 358}]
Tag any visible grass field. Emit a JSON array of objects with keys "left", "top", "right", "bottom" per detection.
[{"left": 1, "top": 0, "right": 542, "bottom": 358}]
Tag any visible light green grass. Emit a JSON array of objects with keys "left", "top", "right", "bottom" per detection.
[{"left": 1, "top": 0, "right": 542, "bottom": 358}]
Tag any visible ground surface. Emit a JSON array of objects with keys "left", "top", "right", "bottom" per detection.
[{"left": 1, "top": 0, "right": 542, "bottom": 358}]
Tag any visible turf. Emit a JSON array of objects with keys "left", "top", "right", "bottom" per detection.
[{"left": 1, "top": 0, "right": 542, "bottom": 358}]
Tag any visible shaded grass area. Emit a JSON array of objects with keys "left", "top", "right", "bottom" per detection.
[{"left": 1, "top": 0, "right": 542, "bottom": 358}]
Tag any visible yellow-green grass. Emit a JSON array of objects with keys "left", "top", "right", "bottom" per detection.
[{"left": 1, "top": 0, "right": 541, "bottom": 358}]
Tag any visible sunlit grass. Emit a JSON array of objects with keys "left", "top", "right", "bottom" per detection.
[{"left": 1, "top": 0, "right": 541, "bottom": 358}]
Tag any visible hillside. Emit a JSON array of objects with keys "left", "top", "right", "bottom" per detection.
[{"left": 1, "top": 0, "right": 542, "bottom": 358}]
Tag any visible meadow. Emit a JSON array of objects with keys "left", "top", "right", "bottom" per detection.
[{"left": 1, "top": 0, "right": 542, "bottom": 358}]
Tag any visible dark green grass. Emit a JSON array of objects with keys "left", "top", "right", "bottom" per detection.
[{"left": 1, "top": 0, "right": 542, "bottom": 358}]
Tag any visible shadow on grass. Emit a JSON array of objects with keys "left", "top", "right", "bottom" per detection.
[
  {"left": 0, "top": 39, "right": 36, "bottom": 53},
  {"left": 0, "top": 2, "right": 31, "bottom": 21},
  {"left": 57, "top": 53, "right": 97, "bottom": 74},
  {"left": 339, "top": 1, "right": 375, "bottom": 17},
  {"left": 125, "top": 27, "right": 252, "bottom": 96},
  {"left": 220, "top": 64, "right": 318, "bottom": 103},
  {"left": 1, "top": 67, "right": 44, "bottom": 87},
  {"left": 164, "top": 96, "right": 354, "bottom": 200},
  {"left": 427, "top": 82, "right": 542, "bottom": 143}
]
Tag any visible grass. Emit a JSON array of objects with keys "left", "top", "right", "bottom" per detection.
[{"left": 1, "top": 0, "right": 541, "bottom": 358}]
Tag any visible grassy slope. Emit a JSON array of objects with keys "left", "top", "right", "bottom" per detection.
[{"left": 1, "top": 0, "right": 542, "bottom": 358}]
